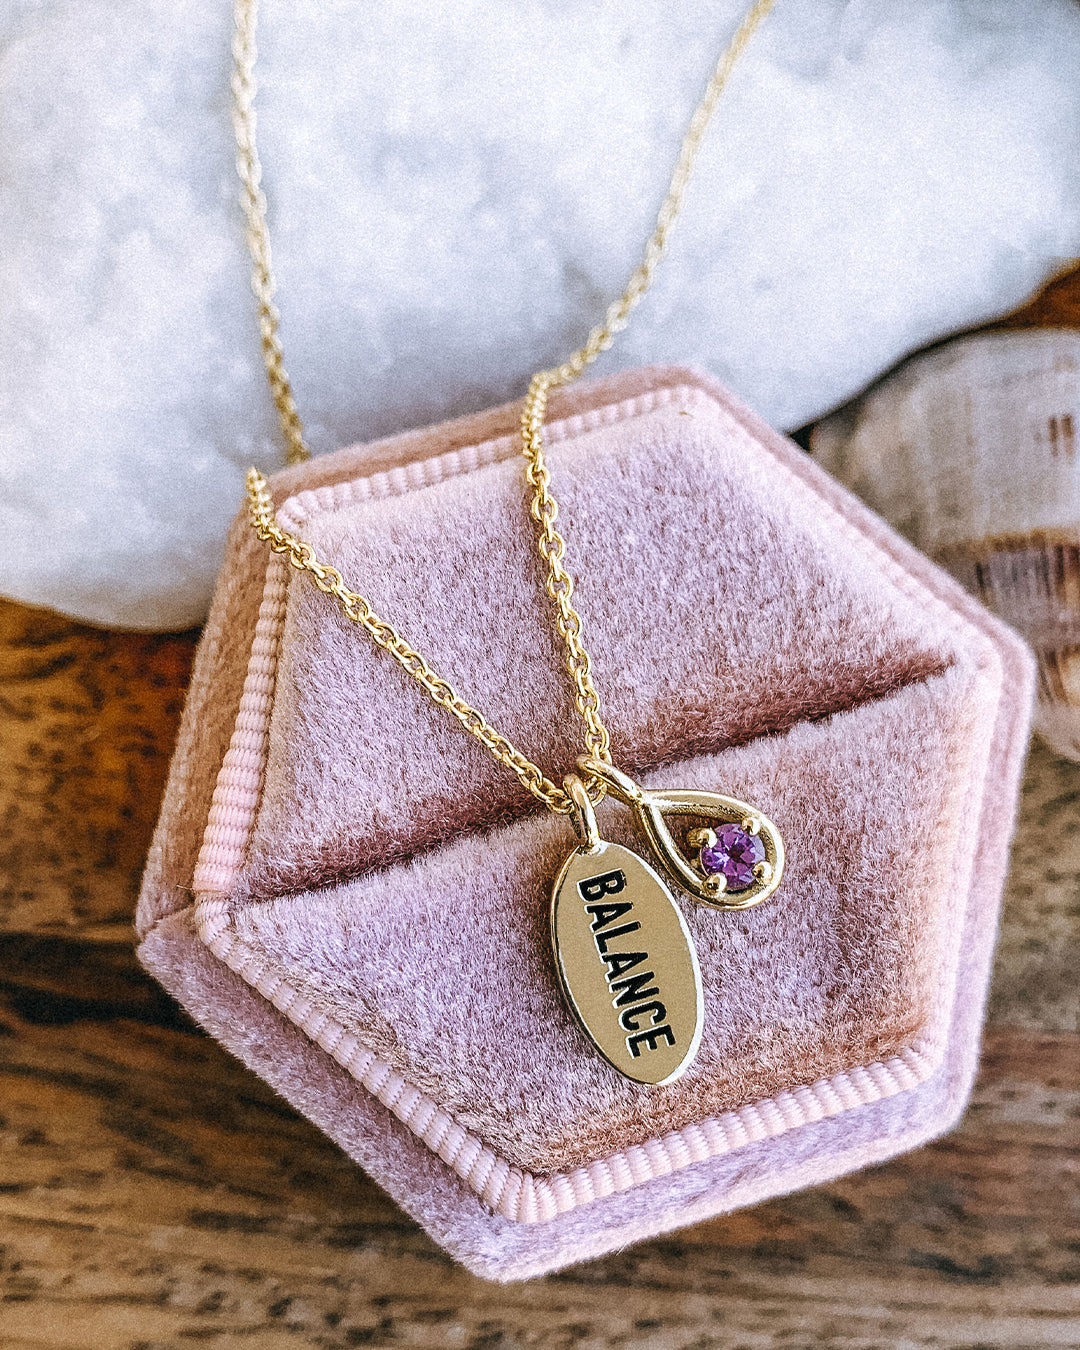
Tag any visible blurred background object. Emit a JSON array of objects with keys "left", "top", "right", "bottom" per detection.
[{"left": 812, "top": 276, "right": 1080, "bottom": 760}]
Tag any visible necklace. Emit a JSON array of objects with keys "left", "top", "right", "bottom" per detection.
[{"left": 235, "top": 0, "right": 784, "bottom": 1086}]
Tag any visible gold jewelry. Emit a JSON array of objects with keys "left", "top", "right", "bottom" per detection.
[{"left": 236, "top": 0, "right": 783, "bottom": 1084}]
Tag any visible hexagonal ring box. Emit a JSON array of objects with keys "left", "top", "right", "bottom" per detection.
[{"left": 138, "top": 367, "right": 1033, "bottom": 1280}]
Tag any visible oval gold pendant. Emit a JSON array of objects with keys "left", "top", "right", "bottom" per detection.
[{"left": 550, "top": 841, "right": 704, "bottom": 1086}]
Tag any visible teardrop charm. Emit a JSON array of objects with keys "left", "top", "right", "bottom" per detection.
[{"left": 578, "top": 757, "right": 784, "bottom": 911}]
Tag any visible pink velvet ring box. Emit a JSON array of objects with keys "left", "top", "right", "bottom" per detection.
[{"left": 137, "top": 365, "right": 1034, "bottom": 1281}]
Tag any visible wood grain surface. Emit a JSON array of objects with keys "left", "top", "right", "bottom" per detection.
[
  {"left": 0, "top": 948, "right": 1076, "bottom": 1350},
  {"left": 0, "top": 600, "right": 195, "bottom": 941},
  {"left": 0, "top": 599, "right": 1077, "bottom": 1348},
  {"left": 990, "top": 262, "right": 1080, "bottom": 333}
]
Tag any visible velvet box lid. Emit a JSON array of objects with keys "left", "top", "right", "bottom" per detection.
[{"left": 137, "top": 366, "right": 1034, "bottom": 1280}]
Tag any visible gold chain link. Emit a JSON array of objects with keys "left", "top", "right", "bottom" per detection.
[
  {"left": 235, "top": 0, "right": 775, "bottom": 813},
  {"left": 519, "top": 373, "right": 612, "bottom": 774},
  {"left": 232, "top": 0, "right": 308, "bottom": 465}
]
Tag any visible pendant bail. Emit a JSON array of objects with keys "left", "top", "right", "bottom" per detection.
[
  {"left": 577, "top": 756, "right": 645, "bottom": 805},
  {"left": 563, "top": 773, "right": 601, "bottom": 853}
]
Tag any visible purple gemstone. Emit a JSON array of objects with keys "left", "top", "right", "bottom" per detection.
[{"left": 700, "top": 823, "right": 765, "bottom": 892}]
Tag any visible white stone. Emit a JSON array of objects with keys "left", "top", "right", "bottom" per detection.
[{"left": 2, "top": 0, "right": 1079, "bottom": 628}]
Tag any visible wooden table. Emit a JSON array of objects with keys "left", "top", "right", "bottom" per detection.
[
  {"left": 1, "top": 592, "right": 1077, "bottom": 1350},
  {"left": 2, "top": 270, "right": 1079, "bottom": 1348}
]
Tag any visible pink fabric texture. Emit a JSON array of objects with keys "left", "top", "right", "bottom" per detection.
[{"left": 138, "top": 366, "right": 1034, "bottom": 1280}]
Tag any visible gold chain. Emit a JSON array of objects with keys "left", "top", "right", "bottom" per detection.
[
  {"left": 235, "top": 0, "right": 775, "bottom": 813},
  {"left": 232, "top": 0, "right": 308, "bottom": 465},
  {"left": 245, "top": 468, "right": 572, "bottom": 809}
]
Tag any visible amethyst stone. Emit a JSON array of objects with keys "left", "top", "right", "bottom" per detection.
[{"left": 700, "top": 823, "right": 765, "bottom": 892}]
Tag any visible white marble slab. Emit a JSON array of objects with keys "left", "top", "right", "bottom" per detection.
[{"left": 2, "top": 0, "right": 1080, "bottom": 627}]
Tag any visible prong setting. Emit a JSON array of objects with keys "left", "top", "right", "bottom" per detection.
[{"left": 693, "top": 817, "right": 768, "bottom": 899}]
